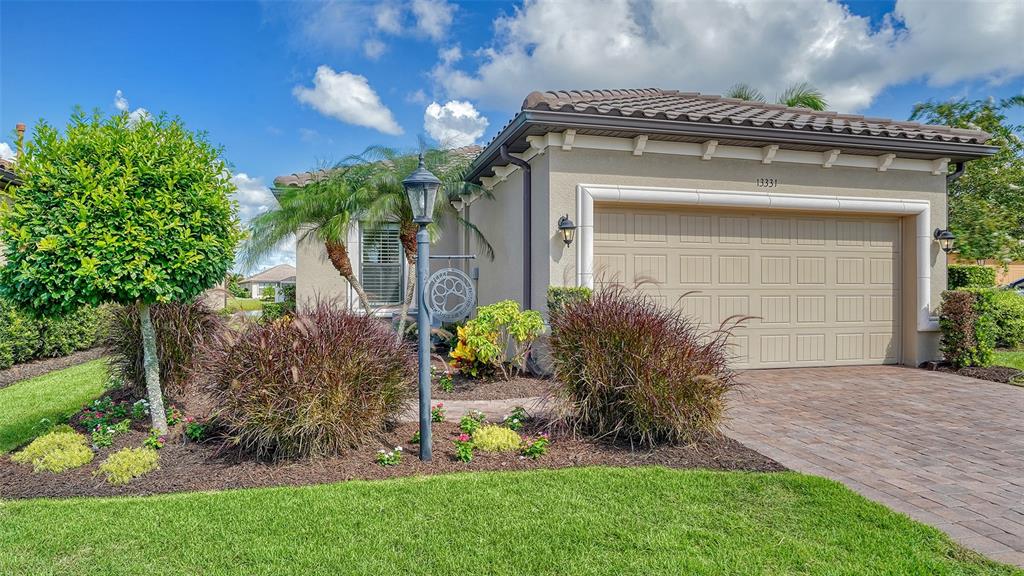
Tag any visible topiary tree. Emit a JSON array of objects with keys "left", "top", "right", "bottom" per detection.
[{"left": 0, "top": 110, "right": 241, "bottom": 433}]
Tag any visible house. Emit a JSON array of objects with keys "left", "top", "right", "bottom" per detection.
[
  {"left": 458, "top": 89, "right": 994, "bottom": 369},
  {"left": 241, "top": 264, "right": 296, "bottom": 302}
]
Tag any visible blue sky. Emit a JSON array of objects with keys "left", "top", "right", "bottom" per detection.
[{"left": 2, "top": 0, "right": 1022, "bottom": 269}]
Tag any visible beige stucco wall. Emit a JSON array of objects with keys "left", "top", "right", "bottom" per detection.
[{"left": 470, "top": 145, "right": 949, "bottom": 365}]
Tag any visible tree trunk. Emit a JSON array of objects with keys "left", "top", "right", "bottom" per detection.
[
  {"left": 325, "top": 240, "right": 373, "bottom": 312},
  {"left": 395, "top": 221, "right": 420, "bottom": 342},
  {"left": 139, "top": 302, "right": 168, "bottom": 435}
]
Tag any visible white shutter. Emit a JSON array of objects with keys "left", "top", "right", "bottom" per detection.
[{"left": 361, "top": 224, "right": 404, "bottom": 305}]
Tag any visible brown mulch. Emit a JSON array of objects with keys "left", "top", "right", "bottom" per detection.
[
  {"left": 0, "top": 348, "right": 108, "bottom": 389},
  {"left": 433, "top": 375, "right": 555, "bottom": 400},
  {"left": 937, "top": 364, "right": 1024, "bottom": 384},
  {"left": 0, "top": 420, "right": 785, "bottom": 500}
]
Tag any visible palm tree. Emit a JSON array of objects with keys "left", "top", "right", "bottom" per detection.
[
  {"left": 725, "top": 82, "right": 828, "bottom": 111},
  {"left": 238, "top": 171, "right": 376, "bottom": 311},
  {"left": 342, "top": 146, "right": 493, "bottom": 341}
]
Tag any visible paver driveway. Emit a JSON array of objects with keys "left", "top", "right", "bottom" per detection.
[{"left": 726, "top": 365, "right": 1024, "bottom": 566}]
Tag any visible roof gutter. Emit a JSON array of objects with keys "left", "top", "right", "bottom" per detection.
[
  {"left": 467, "top": 110, "right": 998, "bottom": 183},
  {"left": 946, "top": 161, "right": 966, "bottom": 184},
  {"left": 500, "top": 144, "right": 533, "bottom": 310}
]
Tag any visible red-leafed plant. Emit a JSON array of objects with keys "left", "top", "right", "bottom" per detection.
[
  {"left": 548, "top": 286, "right": 740, "bottom": 446},
  {"left": 204, "top": 303, "right": 415, "bottom": 459}
]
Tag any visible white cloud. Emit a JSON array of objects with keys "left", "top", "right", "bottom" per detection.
[
  {"left": 374, "top": 2, "right": 403, "bottom": 34},
  {"left": 0, "top": 142, "right": 14, "bottom": 161},
  {"left": 439, "top": 45, "right": 461, "bottom": 66},
  {"left": 363, "top": 38, "right": 387, "bottom": 59},
  {"left": 293, "top": 66, "right": 403, "bottom": 135},
  {"left": 407, "top": 89, "right": 428, "bottom": 104},
  {"left": 424, "top": 100, "right": 489, "bottom": 147},
  {"left": 113, "top": 90, "right": 150, "bottom": 125},
  {"left": 231, "top": 172, "right": 295, "bottom": 269},
  {"left": 411, "top": 0, "right": 455, "bottom": 42},
  {"left": 433, "top": 0, "right": 1024, "bottom": 112}
]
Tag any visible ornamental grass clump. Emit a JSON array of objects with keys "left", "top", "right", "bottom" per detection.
[
  {"left": 205, "top": 304, "right": 415, "bottom": 460},
  {"left": 549, "top": 286, "right": 738, "bottom": 445},
  {"left": 11, "top": 426, "right": 94, "bottom": 473}
]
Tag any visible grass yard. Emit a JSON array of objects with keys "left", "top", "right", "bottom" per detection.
[
  {"left": 0, "top": 467, "right": 1017, "bottom": 576},
  {"left": 0, "top": 359, "right": 108, "bottom": 453},
  {"left": 994, "top": 349, "right": 1024, "bottom": 371},
  {"left": 225, "top": 297, "right": 263, "bottom": 312}
]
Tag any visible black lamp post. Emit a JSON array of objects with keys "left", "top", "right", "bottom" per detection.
[
  {"left": 402, "top": 154, "right": 441, "bottom": 461},
  {"left": 934, "top": 228, "right": 955, "bottom": 254}
]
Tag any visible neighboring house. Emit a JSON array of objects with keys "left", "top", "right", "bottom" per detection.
[
  {"left": 0, "top": 156, "right": 21, "bottom": 267},
  {"left": 456, "top": 88, "right": 995, "bottom": 369},
  {"left": 241, "top": 264, "right": 296, "bottom": 302},
  {"left": 274, "top": 147, "right": 480, "bottom": 314},
  {"left": 949, "top": 255, "right": 1024, "bottom": 286}
]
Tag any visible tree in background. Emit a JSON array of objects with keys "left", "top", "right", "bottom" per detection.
[
  {"left": 342, "top": 146, "right": 493, "bottom": 341},
  {"left": 0, "top": 110, "right": 240, "bottom": 433},
  {"left": 725, "top": 82, "right": 828, "bottom": 111},
  {"left": 241, "top": 170, "right": 377, "bottom": 311},
  {"left": 225, "top": 273, "right": 249, "bottom": 299},
  {"left": 910, "top": 96, "right": 1024, "bottom": 263}
]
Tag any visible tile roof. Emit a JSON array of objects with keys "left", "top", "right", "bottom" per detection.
[
  {"left": 243, "top": 264, "right": 296, "bottom": 284},
  {"left": 274, "top": 145, "right": 483, "bottom": 188},
  {"left": 521, "top": 88, "right": 991, "bottom": 145}
]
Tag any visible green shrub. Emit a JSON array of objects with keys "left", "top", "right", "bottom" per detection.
[
  {"left": 206, "top": 303, "right": 415, "bottom": 459},
  {"left": 261, "top": 301, "right": 295, "bottom": 322},
  {"left": 472, "top": 425, "right": 522, "bottom": 452},
  {"left": 449, "top": 300, "right": 544, "bottom": 380},
  {"left": 990, "top": 289, "right": 1024, "bottom": 348},
  {"left": 96, "top": 447, "right": 159, "bottom": 485},
  {"left": 10, "top": 426, "right": 94, "bottom": 473},
  {"left": 940, "top": 289, "right": 996, "bottom": 368},
  {"left": 106, "top": 300, "right": 226, "bottom": 398},
  {"left": 948, "top": 265, "right": 996, "bottom": 289},
  {"left": 0, "top": 301, "right": 106, "bottom": 369},
  {"left": 547, "top": 286, "right": 592, "bottom": 320},
  {"left": 260, "top": 286, "right": 276, "bottom": 301},
  {"left": 549, "top": 286, "right": 736, "bottom": 445}
]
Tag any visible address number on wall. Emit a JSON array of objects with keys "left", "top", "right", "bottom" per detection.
[{"left": 755, "top": 178, "right": 779, "bottom": 188}]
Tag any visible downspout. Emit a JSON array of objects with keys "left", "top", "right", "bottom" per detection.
[
  {"left": 946, "top": 162, "right": 965, "bottom": 184},
  {"left": 500, "top": 144, "right": 532, "bottom": 310}
]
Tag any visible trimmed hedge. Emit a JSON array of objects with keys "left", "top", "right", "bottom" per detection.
[
  {"left": 948, "top": 265, "right": 996, "bottom": 289},
  {"left": 0, "top": 302, "right": 107, "bottom": 370},
  {"left": 990, "top": 289, "right": 1024, "bottom": 349},
  {"left": 939, "top": 289, "right": 995, "bottom": 368}
]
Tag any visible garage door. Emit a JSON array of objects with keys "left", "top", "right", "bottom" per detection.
[{"left": 593, "top": 205, "right": 901, "bottom": 368}]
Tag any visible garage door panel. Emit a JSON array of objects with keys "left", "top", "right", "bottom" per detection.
[{"left": 594, "top": 206, "right": 901, "bottom": 368}]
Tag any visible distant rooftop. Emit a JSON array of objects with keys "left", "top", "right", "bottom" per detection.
[{"left": 243, "top": 264, "right": 296, "bottom": 284}]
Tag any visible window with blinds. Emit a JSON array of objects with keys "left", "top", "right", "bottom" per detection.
[{"left": 360, "top": 223, "right": 404, "bottom": 305}]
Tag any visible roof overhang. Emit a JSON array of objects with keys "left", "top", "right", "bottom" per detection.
[{"left": 466, "top": 110, "right": 999, "bottom": 184}]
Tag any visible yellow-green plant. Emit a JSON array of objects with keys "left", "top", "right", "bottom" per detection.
[
  {"left": 450, "top": 300, "right": 543, "bottom": 380},
  {"left": 472, "top": 425, "right": 522, "bottom": 452},
  {"left": 11, "top": 426, "right": 94, "bottom": 473},
  {"left": 96, "top": 447, "right": 159, "bottom": 485}
]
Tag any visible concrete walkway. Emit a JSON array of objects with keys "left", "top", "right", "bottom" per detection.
[{"left": 726, "top": 365, "right": 1024, "bottom": 567}]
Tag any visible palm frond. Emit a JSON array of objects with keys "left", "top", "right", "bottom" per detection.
[
  {"left": 724, "top": 83, "right": 766, "bottom": 103},
  {"left": 777, "top": 82, "right": 827, "bottom": 111}
]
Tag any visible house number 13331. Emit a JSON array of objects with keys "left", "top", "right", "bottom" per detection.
[{"left": 756, "top": 178, "right": 778, "bottom": 188}]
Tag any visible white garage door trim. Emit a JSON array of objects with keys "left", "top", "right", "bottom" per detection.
[{"left": 575, "top": 184, "right": 937, "bottom": 332}]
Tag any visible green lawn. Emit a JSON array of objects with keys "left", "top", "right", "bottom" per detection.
[
  {"left": 0, "top": 467, "right": 1017, "bottom": 575},
  {"left": 994, "top": 349, "right": 1024, "bottom": 371},
  {"left": 0, "top": 359, "right": 108, "bottom": 453},
  {"left": 225, "top": 297, "right": 263, "bottom": 312}
]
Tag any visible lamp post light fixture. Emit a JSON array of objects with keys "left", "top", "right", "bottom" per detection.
[
  {"left": 557, "top": 215, "right": 577, "bottom": 247},
  {"left": 933, "top": 228, "right": 955, "bottom": 254},
  {"left": 402, "top": 154, "right": 441, "bottom": 461}
]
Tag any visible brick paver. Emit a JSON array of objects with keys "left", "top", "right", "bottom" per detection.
[{"left": 726, "top": 365, "right": 1024, "bottom": 567}]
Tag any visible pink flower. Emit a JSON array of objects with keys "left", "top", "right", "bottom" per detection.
[{"left": 457, "top": 434, "right": 470, "bottom": 442}]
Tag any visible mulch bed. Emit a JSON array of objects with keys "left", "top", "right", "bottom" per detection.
[
  {"left": 0, "top": 348, "right": 108, "bottom": 390},
  {"left": 0, "top": 419, "right": 785, "bottom": 500},
  {"left": 433, "top": 375, "right": 555, "bottom": 400},
  {"left": 938, "top": 364, "right": 1023, "bottom": 384}
]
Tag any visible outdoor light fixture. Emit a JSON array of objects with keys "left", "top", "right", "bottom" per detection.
[
  {"left": 557, "top": 215, "right": 576, "bottom": 247},
  {"left": 934, "top": 228, "right": 955, "bottom": 254},
  {"left": 402, "top": 154, "right": 441, "bottom": 224},
  {"left": 401, "top": 153, "right": 442, "bottom": 461}
]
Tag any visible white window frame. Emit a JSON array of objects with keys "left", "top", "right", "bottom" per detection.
[{"left": 351, "top": 222, "right": 406, "bottom": 309}]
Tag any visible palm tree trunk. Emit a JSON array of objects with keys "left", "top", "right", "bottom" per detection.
[
  {"left": 395, "top": 221, "right": 419, "bottom": 342},
  {"left": 139, "top": 302, "right": 168, "bottom": 435},
  {"left": 325, "top": 240, "right": 372, "bottom": 312}
]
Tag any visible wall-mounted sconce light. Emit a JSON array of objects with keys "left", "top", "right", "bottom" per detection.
[
  {"left": 557, "top": 215, "right": 576, "bottom": 247},
  {"left": 933, "top": 228, "right": 955, "bottom": 254}
]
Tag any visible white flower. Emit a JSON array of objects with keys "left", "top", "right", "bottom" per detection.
[{"left": 395, "top": 446, "right": 403, "bottom": 451}]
